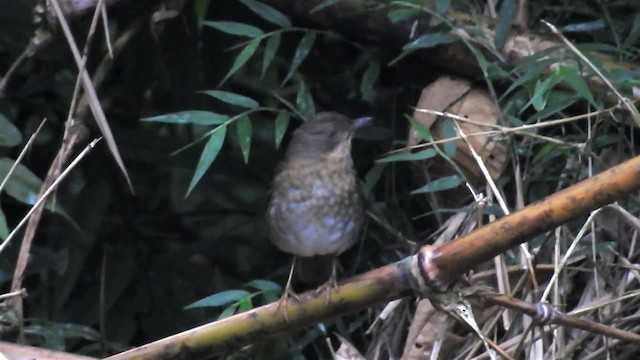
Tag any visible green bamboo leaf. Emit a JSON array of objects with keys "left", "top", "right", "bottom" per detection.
[
  {"left": 0, "top": 113, "right": 22, "bottom": 148},
  {"left": 363, "top": 163, "right": 386, "bottom": 196},
  {"left": 274, "top": 111, "right": 290, "bottom": 148},
  {"left": 376, "top": 149, "right": 437, "bottom": 163},
  {"left": 557, "top": 65, "right": 597, "bottom": 108},
  {"left": 184, "top": 289, "right": 250, "bottom": 309},
  {"left": 187, "top": 125, "right": 227, "bottom": 196},
  {"left": 390, "top": 33, "right": 457, "bottom": 65},
  {"left": 561, "top": 19, "right": 606, "bottom": 33},
  {"left": 623, "top": 13, "right": 640, "bottom": 47},
  {"left": 310, "top": 0, "right": 342, "bottom": 13},
  {"left": 494, "top": 0, "right": 515, "bottom": 49},
  {"left": 408, "top": 117, "right": 432, "bottom": 141},
  {"left": 237, "top": 296, "right": 253, "bottom": 312},
  {"left": 200, "top": 90, "right": 259, "bottom": 109},
  {"left": 194, "top": 0, "right": 211, "bottom": 25},
  {"left": 503, "top": 57, "right": 557, "bottom": 99},
  {"left": 528, "top": 91, "right": 577, "bottom": 122},
  {"left": 220, "top": 38, "right": 261, "bottom": 85},
  {"left": 525, "top": 74, "right": 561, "bottom": 113},
  {"left": 0, "top": 158, "right": 69, "bottom": 219},
  {"left": 360, "top": 57, "right": 380, "bottom": 99},
  {"left": 218, "top": 304, "right": 239, "bottom": 319},
  {"left": 533, "top": 142, "right": 558, "bottom": 163},
  {"left": 441, "top": 119, "right": 457, "bottom": 158},
  {"left": 282, "top": 32, "right": 316, "bottom": 86},
  {"left": 202, "top": 21, "right": 263, "bottom": 37},
  {"left": 270, "top": 91, "right": 299, "bottom": 117},
  {"left": 245, "top": 279, "right": 281, "bottom": 292},
  {"left": 0, "top": 208, "right": 8, "bottom": 240},
  {"left": 141, "top": 111, "right": 229, "bottom": 125},
  {"left": 296, "top": 80, "right": 315, "bottom": 119},
  {"left": 531, "top": 79, "right": 549, "bottom": 112},
  {"left": 411, "top": 175, "right": 463, "bottom": 194},
  {"left": 237, "top": 0, "right": 291, "bottom": 28},
  {"left": 403, "top": 32, "right": 457, "bottom": 50},
  {"left": 387, "top": 8, "right": 421, "bottom": 23},
  {"left": 262, "top": 33, "right": 281, "bottom": 77},
  {"left": 236, "top": 115, "right": 252, "bottom": 163}
]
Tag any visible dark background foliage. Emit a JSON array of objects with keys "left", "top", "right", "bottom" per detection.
[{"left": 1, "top": 0, "right": 639, "bottom": 358}]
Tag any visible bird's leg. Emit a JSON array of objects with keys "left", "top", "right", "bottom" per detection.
[
  {"left": 277, "top": 257, "right": 300, "bottom": 320},
  {"left": 316, "top": 256, "right": 338, "bottom": 304}
]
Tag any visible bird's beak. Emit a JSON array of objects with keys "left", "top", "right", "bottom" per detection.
[{"left": 352, "top": 116, "right": 373, "bottom": 130}]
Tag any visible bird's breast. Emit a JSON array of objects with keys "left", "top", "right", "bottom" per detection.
[{"left": 268, "top": 158, "right": 363, "bottom": 257}]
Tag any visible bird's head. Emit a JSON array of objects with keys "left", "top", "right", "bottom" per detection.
[{"left": 286, "top": 112, "right": 372, "bottom": 161}]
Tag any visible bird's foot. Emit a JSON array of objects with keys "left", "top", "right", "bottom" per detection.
[
  {"left": 315, "top": 275, "right": 339, "bottom": 304},
  {"left": 277, "top": 286, "right": 300, "bottom": 321}
]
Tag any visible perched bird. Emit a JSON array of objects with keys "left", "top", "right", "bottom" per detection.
[{"left": 268, "top": 112, "right": 371, "bottom": 303}]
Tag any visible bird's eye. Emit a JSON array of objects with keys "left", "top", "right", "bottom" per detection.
[{"left": 326, "top": 129, "right": 338, "bottom": 138}]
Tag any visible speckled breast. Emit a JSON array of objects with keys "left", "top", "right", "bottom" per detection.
[{"left": 268, "top": 159, "right": 363, "bottom": 257}]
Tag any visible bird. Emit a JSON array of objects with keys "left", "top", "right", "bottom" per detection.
[{"left": 267, "top": 111, "right": 371, "bottom": 305}]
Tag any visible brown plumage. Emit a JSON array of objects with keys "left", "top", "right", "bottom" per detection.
[{"left": 268, "top": 112, "right": 370, "bottom": 301}]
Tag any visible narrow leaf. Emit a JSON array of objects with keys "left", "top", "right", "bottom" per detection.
[
  {"left": 187, "top": 125, "right": 227, "bottom": 196},
  {"left": 390, "top": 32, "right": 457, "bottom": 65},
  {"left": 142, "top": 111, "right": 229, "bottom": 125},
  {"left": 557, "top": 65, "right": 597, "bottom": 107},
  {"left": 185, "top": 289, "right": 250, "bottom": 309},
  {"left": 360, "top": 57, "right": 380, "bottom": 99},
  {"left": 200, "top": 90, "right": 259, "bottom": 109},
  {"left": 0, "top": 113, "right": 22, "bottom": 148},
  {"left": 202, "top": 21, "right": 263, "bottom": 37},
  {"left": 237, "top": 296, "right": 253, "bottom": 312},
  {"left": 246, "top": 279, "right": 281, "bottom": 292},
  {"left": 0, "top": 158, "right": 70, "bottom": 219},
  {"left": 270, "top": 91, "right": 299, "bottom": 116},
  {"left": 494, "top": 0, "right": 515, "bottom": 49},
  {"left": 403, "top": 32, "right": 457, "bottom": 50},
  {"left": 236, "top": 115, "right": 252, "bottom": 163},
  {"left": 0, "top": 208, "right": 8, "bottom": 240},
  {"left": 411, "top": 175, "right": 463, "bottom": 194},
  {"left": 220, "top": 38, "right": 261, "bottom": 85},
  {"left": 262, "top": 33, "right": 281, "bottom": 77},
  {"left": 218, "top": 304, "right": 239, "bottom": 319},
  {"left": 237, "top": 0, "right": 291, "bottom": 28},
  {"left": 623, "top": 13, "right": 640, "bottom": 47},
  {"left": 274, "top": 111, "right": 290, "bottom": 148},
  {"left": 376, "top": 149, "right": 437, "bottom": 163},
  {"left": 560, "top": 19, "right": 606, "bottom": 33},
  {"left": 408, "top": 117, "right": 432, "bottom": 141},
  {"left": 310, "top": 0, "right": 342, "bottom": 13},
  {"left": 282, "top": 32, "right": 316, "bottom": 86},
  {"left": 526, "top": 74, "right": 561, "bottom": 113},
  {"left": 388, "top": 8, "right": 421, "bottom": 23},
  {"left": 528, "top": 91, "right": 576, "bottom": 122},
  {"left": 194, "top": 0, "right": 210, "bottom": 24},
  {"left": 441, "top": 119, "right": 457, "bottom": 158},
  {"left": 363, "top": 163, "right": 386, "bottom": 196},
  {"left": 296, "top": 80, "right": 315, "bottom": 119}
]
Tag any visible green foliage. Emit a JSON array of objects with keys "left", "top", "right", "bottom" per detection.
[
  {"left": 0, "top": 158, "right": 75, "bottom": 228},
  {"left": 1, "top": 0, "right": 640, "bottom": 358},
  {"left": 376, "top": 149, "right": 437, "bottom": 163},
  {"left": 185, "top": 280, "right": 280, "bottom": 320},
  {"left": 0, "top": 113, "right": 22, "bottom": 147},
  {"left": 495, "top": 0, "right": 515, "bottom": 49},
  {"left": 411, "top": 175, "right": 464, "bottom": 194},
  {"left": 199, "top": 90, "right": 260, "bottom": 109},
  {"left": 141, "top": 110, "right": 229, "bottom": 125}
]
